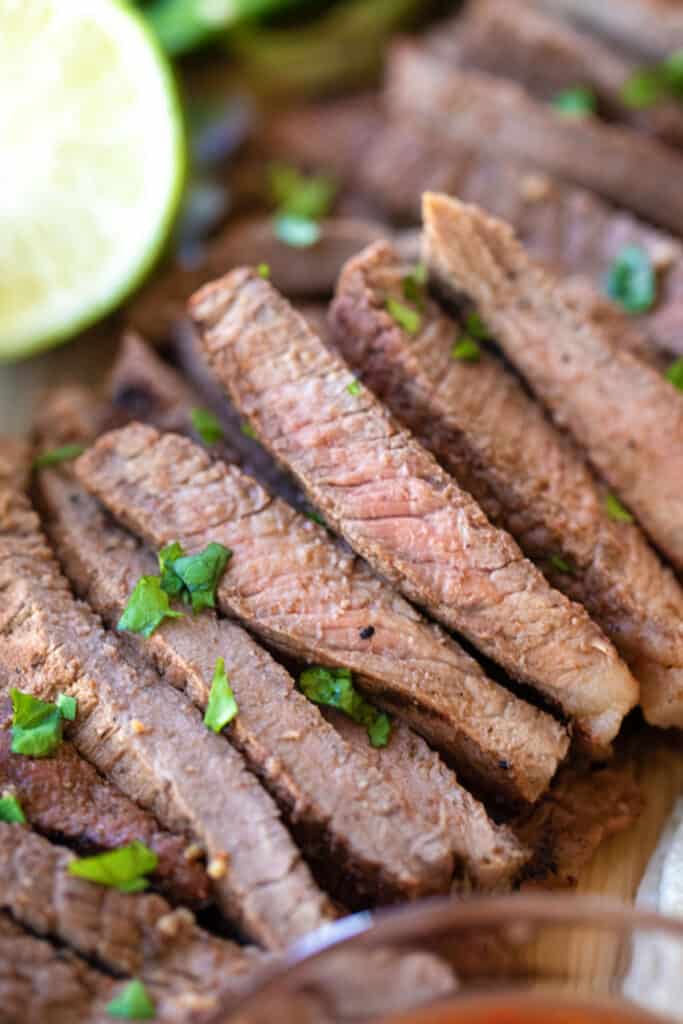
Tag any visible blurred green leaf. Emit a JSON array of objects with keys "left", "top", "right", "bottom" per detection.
[{"left": 147, "top": 0, "right": 318, "bottom": 55}]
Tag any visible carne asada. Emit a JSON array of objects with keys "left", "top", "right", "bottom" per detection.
[
  {"left": 76, "top": 423, "right": 570, "bottom": 804},
  {"left": 423, "top": 193, "right": 683, "bottom": 581},
  {"left": 536, "top": 0, "right": 683, "bottom": 60},
  {"left": 0, "top": 700, "right": 210, "bottom": 907},
  {"left": 387, "top": 44, "right": 683, "bottom": 236},
  {"left": 0, "top": 443, "right": 334, "bottom": 949},
  {"left": 38, "top": 466, "right": 458, "bottom": 905},
  {"left": 331, "top": 240, "right": 683, "bottom": 729},
  {"left": 188, "top": 268, "right": 638, "bottom": 753}
]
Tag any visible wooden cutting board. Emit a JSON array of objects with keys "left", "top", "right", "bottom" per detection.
[{"left": 2, "top": 341, "right": 683, "bottom": 909}]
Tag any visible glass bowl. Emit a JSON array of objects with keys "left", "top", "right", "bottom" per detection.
[{"left": 216, "top": 893, "right": 683, "bottom": 1023}]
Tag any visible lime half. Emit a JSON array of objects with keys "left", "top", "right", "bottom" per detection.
[{"left": 0, "top": 0, "right": 185, "bottom": 361}]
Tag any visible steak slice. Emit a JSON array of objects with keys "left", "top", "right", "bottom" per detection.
[
  {"left": 187, "top": 269, "right": 637, "bottom": 754},
  {"left": 38, "top": 468, "right": 457, "bottom": 904},
  {"left": 423, "top": 193, "right": 683, "bottom": 582},
  {"left": 0, "top": 449, "right": 333, "bottom": 950},
  {"left": 536, "top": 0, "right": 683, "bottom": 61},
  {"left": 0, "top": 701, "right": 210, "bottom": 908},
  {"left": 387, "top": 44, "right": 683, "bottom": 237},
  {"left": 432, "top": 0, "right": 683, "bottom": 147},
  {"left": 330, "top": 241, "right": 683, "bottom": 730},
  {"left": 75, "top": 422, "right": 570, "bottom": 806}
]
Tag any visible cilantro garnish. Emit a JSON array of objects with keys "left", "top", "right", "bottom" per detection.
[
  {"left": 346, "top": 379, "right": 362, "bottom": 396},
  {"left": 605, "top": 494, "right": 634, "bottom": 523},
  {"left": 268, "top": 162, "right": 336, "bottom": 221},
  {"left": 106, "top": 979, "right": 156, "bottom": 1020},
  {"left": 160, "top": 541, "right": 232, "bottom": 613},
  {"left": 464, "top": 311, "right": 492, "bottom": 340},
  {"left": 10, "top": 689, "right": 69, "bottom": 758},
  {"left": 190, "top": 407, "right": 224, "bottom": 445},
  {"left": 621, "top": 49, "right": 683, "bottom": 109},
  {"left": 33, "top": 444, "right": 85, "bottom": 470},
  {"left": 402, "top": 263, "right": 427, "bottom": 307},
  {"left": 552, "top": 86, "right": 596, "bottom": 117},
  {"left": 274, "top": 213, "right": 321, "bottom": 248},
  {"left": 117, "top": 576, "right": 184, "bottom": 638},
  {"left": 299, "top": 666, "right": 391, "bottom": 748},
  {"left": 451, "top": 337, "right": 481, "bottom": 362},
  {"left": 549, "top": 554, "right": 576, "bottom": 575},
  {"left": 605, "top": 246, "right": 656, "bottom": 314},
  {"left": 665, "top": 357, "right": 683, "bottom": 391},
  {"left": 305, "top": 508, "right": 326, "bottom": 526},
  {"left": 204, "top": 657, "right": 238, "bottom": 733},
  {"left": 56, "top": 693, "right": 77, "bottom": 721},
  {"left": 386, "top": 297, "right": 421, "bottom": 334},
  {"left": 257, "top": 263, "right": 271, "bottom": 279},
  {"left": 0, "top": 793, "right": 26, "bottom": 824},
  {"left": 69, "top": 840, "right": 158, "bottom": 892},
  {"left": 241, "top": 421, "right": 258, "bottom": 439}
]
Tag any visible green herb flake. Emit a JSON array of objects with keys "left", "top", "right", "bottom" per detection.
[
  {"left": 241, "top": 421, "right": 257, "bottom": 439},
  {"left": 605, "top": 246, "right": 656, "bottom": 314},
  {"left": 33, "top": 444, "right": 85, "bottom": 470},
  {"left": 190, "top": 407, "right": 224, "bottom": 445},
  {"left": 10, "top": 689, "right": 64, "bottom": 758},
  {"left": 465, "top": 311, "right": 491, "bottom": 340},
  {"left": 386, "top": 297, "right": 421, "bottom": 335},
  {"left": 165, "top": 542, "right": 232, "bottom": 613},
  {"left": 402, "top": 263, "right": 427, "bottom": 306},
  {"left": 158, "top": 542, "right": 187, "bottom": 598},
  {"left": 69, "top": 840, "right": 158, "bottom": 892},
  {"left": 605, "top": 493, "right": 634, "bottom": 523},
  {"left": 117, "top": 576, "right": 184, "bottom": 638},
  {"left": 620, "top": 68, "right": 666, "bottom": 109},
  {"left": 549, "top": 554, "right": 575, "bottom": 575},
  {"left": 257, "top": 263, "right": 271, "bottom": 279},
  {"left": 0, "top": 793, "right": 26, "bottom": 825},
  {"left": 664, "top": 48, "right": 683, "bottom": 95},
  {"left": 665, "top": 357, "right": 683, "bottom": 391},
  {"left": 305, "top": 508, "right": 326, "bottom": 527},
  {"left": 106, "top": 979, "right": 156, "bottom": 1020},
  {"left": 552, "top": 86, "right": 597, "bottom": 117},
  {"left": 268, "top": 162, "right": 336, "bottom": 220},
  {"left": 274, "top": 213, "right": 321, "bottom": 249},
  {"left": 56, "top": 693, "right": 77, "bottom": 721},
  {"left": 203, "top": 657, "right": 238, "bottom": 733},
  {"left": 451, "top": 337, "right": 481, "bottom": 362},
  {"left": 346, "top": 379, "right": 362, "bottom": 396},
  {"left": 299, "top": 666, "right": 392, "bottom": 748}
]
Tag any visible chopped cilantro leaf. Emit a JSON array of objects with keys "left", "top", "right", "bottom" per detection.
[
  {"left": 165, "top": 542, "right": 232, "bottom": 613},
  {"left": 117, "top": 576, "right": 184, "bottom": 638},
  {"left": 386, "top": 297, "right": 421, "bottom": 334},
  {"left": 268, "top": 162, "right": 336, "bottom": 221},
  {"left": 306, "top": 508, "right": 326, "bottom": 526},
  {"left": 274, "top": 213, "right": 321, "bottom": 248},
  {"left": 204, "top": 657, "right": 238, "bottom": 733},
  {"left": 665, "top": 357, "right": 683, "bottom": 391},
  {"left": 69, "top": 840, "right": 158, "bottom": 892},
  {"left": 621, "top": 68, "right": 666, "bottom": 108},
  {"left": 664, "top": 48, "right": 683, "bottom": 96},
  {"left": 549, "top": 554, "right": 575, "bottom": 575},
  {"left": 158, "top": 542, "right": 187, "bottom": 598},
  {"left": 465, "top": 311, "right": 491, "bottom": 340},
  {"left": 241, "top": 421, "right": 258, "bottom": 439},
  {"left": 257, "top": 263, "right": 271, "bottom": 279},
  {"left": 451, "top": 337, "right": 481, "bottom": 362},
  {"left": 106, "top": 979, "right": 156, "bottom": 1020},
  {"left": 552, "top": 86, "right": 596, "bottom": 117},
  {"left": 605, "top": 494, "right": 634, "bottom": 523},
  {"left": 33, "top": 444, "right": 85, "bottom": 470},
  {"left": 402, "top": 263, "right": 427, "bottom": 306},
  {"left": 346, "top": 379, "right": 362, "bottom": 396},
  {"left": 299, "top": 666, "right": 391, "bottom": 748},
  {"left": 56, "top": 694, "right": 77, "bottom": 721},
  {"left": 190, "top": 407, "right": 224, "bottom": 445},
  {"left": 0, "top": 793, "right": 26, "bottom": 824},
  {"left": 10, "top": 689, "right": 64, "bottom": 758},
  {"left": 605, "top": 246, "right": 656, "bottom": 314}
]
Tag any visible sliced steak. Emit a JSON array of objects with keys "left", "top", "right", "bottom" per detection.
[
  {"left": 0, "top": 448, "right": 333, "bottom": 950},
  {"left": 432, "top": 0, "right": 683, "bottom": 146},
  {"left": 331, "top": 241, "right": 683, "bottom": 730},
  {"left": 187, "top": 269, "right": 637, "bottom": 754},
  {"left": 0, "top": 912, "right": 113, "bottom": 1024},
  {"left": 360, "top": 120, "right": 683, "bottom": 358},
  {"left": 424, "top": 194, "right": 683, "bottom": 586},
  {"left": 536, "top": 0, "right": 683, "bottom": 60},
  {"left": 0, "top": 702, "right": 210, "bottom": 908},
  {"left": 75, "top": 422, "right": 570, "bottom": 805},
  {"left": 387, "top": 44, "right": 683, "bottom": 237}
]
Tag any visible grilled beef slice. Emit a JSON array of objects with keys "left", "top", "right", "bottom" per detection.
[
  {"left": 0, "top": 450, "right": 333, "bottom": 950},
  {"left": 330, "top": 241, "right": 683, "bottom": 730},
  {"left": 0, "top": 705, "right": 210, "bottom": 907},
  {"left": 423, "top": 193, "right": 683, "bottom": 583},
  {"left": 387, "top": 45, "right": 683, "bottom": 237},
  {"left": 188, "top": 269, "right": 637, "bottom": 754},
  {"left": 432, "top": 0, "right": 683, "bottom": 147},
  {"left": 75, "top": 423, "right": 570, "bottom": 806},
  {"left": 0, "top": 912, "right": 114, "bottom": 1024},
  {"left": 536, "top": 0, "right": 683, "bottom": 60}
]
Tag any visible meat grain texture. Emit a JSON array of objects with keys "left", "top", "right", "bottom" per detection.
[
  {"left": 188, "top": 269, "right": 637, "bottom": 754},
  {"left": 331, "top": 241, "right": 683, "bottom": 730}
]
